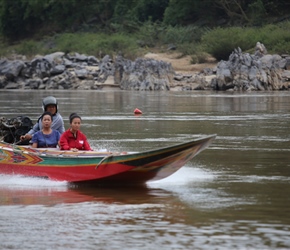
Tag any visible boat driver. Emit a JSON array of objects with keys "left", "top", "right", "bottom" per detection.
[{"left": 20, "top": 96, "right": 65, "bottom": 143}]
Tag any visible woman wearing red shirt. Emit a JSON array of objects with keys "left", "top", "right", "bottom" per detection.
[{"left": 59, "top": 113, "right": 92, "bottom": 151}]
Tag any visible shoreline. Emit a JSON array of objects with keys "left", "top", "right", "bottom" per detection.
[
  {"left": 144, "top": 52, "right": 217, "bottom": 91},
  {"left": 3, "top": 50, "right": 288, "bottom": 91},
  {"left": 144, "top": 52, "right": 217, "bottom": 74}
]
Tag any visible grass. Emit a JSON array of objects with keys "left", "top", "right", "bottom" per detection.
[
  {"left": 201, "top": 22, "right": 290, "bottom": 60},
  {"left": 0, "top": 21, "right": 289, "bottom": 62}
]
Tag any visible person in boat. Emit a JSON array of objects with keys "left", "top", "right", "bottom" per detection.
[
  {"left": 59, "top": 113, "right": 92, "bottom": 151},
  {"left": 31, "top": 112, "right": 61, "bottom": 148},
  {"left": 20, "top": 96, "right": 65, "bottom": 143}
]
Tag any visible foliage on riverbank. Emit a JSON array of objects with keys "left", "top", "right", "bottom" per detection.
[
  {"left": 0, "top": 21, "right": 290, "bottom": 62},
  {"left": 202, "top": 22, "right": 290, "bottom": 60}
]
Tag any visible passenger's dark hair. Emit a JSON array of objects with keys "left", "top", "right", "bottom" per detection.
[
  {"left": 40, "top": 111, "right": 53, "bottom": 121},
  {"left": 69, "top": 113, "right": 81, "bottom": 123}
]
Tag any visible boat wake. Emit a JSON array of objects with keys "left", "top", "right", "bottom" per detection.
[
  {"left": 148, "top": 164, "right": 215, "bottom": 187},
  {"left": 0, "top": 163, "right": 213, "bottom": 190},
  {"left": 0, "top": 174, "right": 67, "bottom": 190}
]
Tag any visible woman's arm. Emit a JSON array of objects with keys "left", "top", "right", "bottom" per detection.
[
  {"left": 59, "top": 132, "right": 70, "bottom": 150},
  {"left": 30, "top": 133, "right": 39, "bottom": 148},
  {"left": 20, "top": 121, "right": 40, "bottom": 141},
  {"left": 83, "top": 139, "right": 92, "bottom": 151}
]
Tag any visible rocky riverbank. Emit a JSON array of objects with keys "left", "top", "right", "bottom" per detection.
[
  {"left": 169, "top": 42, "right": 290, "bottom": 91},
  {"left": 0, "top": 52, "right": 176, "bottom": 91},
  {"left": 0, "top": 42, "right": 289, "bottom": 91}
]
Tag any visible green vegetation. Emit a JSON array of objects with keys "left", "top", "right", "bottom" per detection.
[
  {"left": 53, "top": 33, "right": 141, "bottom": 59},
  {"left": 201, "top": 22, "right": 290, "bottom": 60},
  {"left": 0, "top": 33, "right": 143, "bottom": 60},
  {"left": 0, "top": 0, "right": 289, "bottom": 61}
]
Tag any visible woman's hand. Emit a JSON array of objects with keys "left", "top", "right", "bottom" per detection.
[
  {"left": 20, "top": 134, "right": 32, "bottom": 141},
  {"left": 71, "top": 148, "right": 78, "bottom": 152}
]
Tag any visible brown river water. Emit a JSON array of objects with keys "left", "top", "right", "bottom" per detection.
[{"left": 0, "top": 90, "right": 289, "bottom": 249}]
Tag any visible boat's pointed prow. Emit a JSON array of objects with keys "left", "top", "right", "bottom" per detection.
[{"left": 84, "top": 134, "right": 216, "bottom": 185}]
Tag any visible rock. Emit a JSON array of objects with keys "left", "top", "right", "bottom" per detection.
[
  {"left": 88, "top": 56, "right": 99, "bottom": 65},
  {"left": 0, "top": 43, "right": 289, "bottom": 91},
  {"left": 255, "top": 42, "right": 267, "bottom": 57},
  {"left": 63, "top": 58, "right": 74, "bottom": 68},
  {"left": 285, "top": 58, "right": 290, "bottom": 70},
  {"left": 44, "top": 52, "right": 65, "bottom": 64},
  {"left": 75, "top": 68, "right": 88, "bottom": 79},
  {"left": 174, "top": 75, "right": 185, "bottom": 81},
  {"left": 282, "top": 70, "right": 290, "bottom": 80},
  {"left": 249, "top": 66, "right": 258, "bottom": 81},
  {"left": 30, "top": 57, "right": 52, "bottom": 78},
  {"left": 51, "top": 65, "right": 66, "bottom": 75},
  {"left": 167, "top": 44, "right": 176, "bottom": 51},
  {"left": 115, "top": 56, "right": 174, "bottom": 90},
  {"left": 26, "top": 78, "right": 42, "bottom": 89},
  {"left": 239, "top": 65, "right": 249, "bottom": 80},
  {"left": 4, "top": 82, "right": 20, "bottom": 89},
  {"left": 74, "top": 53, "right": 88, "bottom": 62},
  {"left": 210, "top": 43, "right": 289, "bottom": 91},
  {"left": 0, "top": 75, "right": 7, "bottom": 88},
  {"left": 278, "top": 59, "right": 287, "bottom": 69},
  {"left": 0, "top": 60, "right": 25, "bottom": 80},
  {"left": 243, "top": 53, "right": 252, "bottom": 67},
  {"left": 202, "top": 68, "right": 214, "bottom": 75}
]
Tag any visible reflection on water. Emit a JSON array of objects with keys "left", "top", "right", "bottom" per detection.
[
  {"left": 0, "top": 90, "right": 290, "bottom": 249},
  {"left": 0, "top": 167, "right": 213, "bottom": 206},
  {"left": 1, "top": 167, "right": 290, "bottom": 250}
]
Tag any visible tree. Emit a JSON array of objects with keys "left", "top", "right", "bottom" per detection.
[
  {"left": 163, "top": 0, "right": 218, "bottom": 26},
  {"left": 0, "top": 0, "right": 28, "bottom": 39},
  {"left": 131, "top": 0, "right": 169, "bottom": 22},
  {"left": 214, "top": 0, "right": 250, "bottom": 23}
]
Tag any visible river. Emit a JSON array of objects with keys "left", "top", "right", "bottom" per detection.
[{"left": 0, "top": 90, "right": 289, "bottom": 250}]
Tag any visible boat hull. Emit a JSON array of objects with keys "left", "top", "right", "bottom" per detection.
[
  {"left": 77, "top": 135, "right": 216, "bottom": 185},
  {"left": 0, "top": 135, "right": 216, "bottom": 185}
]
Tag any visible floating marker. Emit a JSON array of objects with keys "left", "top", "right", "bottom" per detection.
[{"left": 134, "top": 108, "right": 142, "bottom": 114}]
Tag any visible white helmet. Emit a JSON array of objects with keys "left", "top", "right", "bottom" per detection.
[{"left": 42, "top": 96, "right": 58, "bottom": 112}]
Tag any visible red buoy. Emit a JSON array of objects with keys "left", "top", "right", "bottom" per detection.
[{"left": 134, "top": 108, "right": 142, "bottom": 115}]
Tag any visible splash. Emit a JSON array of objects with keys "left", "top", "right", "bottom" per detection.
[
  {"left": 148, "top": 164, "right": 215, "bottom": 188},
  {"left": 0, "top": 174, "right": 67, "bottom": 190}
]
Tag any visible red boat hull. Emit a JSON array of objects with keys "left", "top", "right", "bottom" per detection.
[{"left": 0, "top": 135, "right": 216, "bottom": 185}]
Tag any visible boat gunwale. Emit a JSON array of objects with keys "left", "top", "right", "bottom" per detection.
[
  {"left": 0, "top": 135, "right": 216, "bottom": 162},
  {"left": 0, "top": 135, "right": 216, "bottom": 183}
]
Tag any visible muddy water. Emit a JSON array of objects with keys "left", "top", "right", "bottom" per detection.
[{"left": 0, "top": 90, "right": 289, "bottom": 249}]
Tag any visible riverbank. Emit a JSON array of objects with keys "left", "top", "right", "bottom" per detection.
[
  {"left": 144, "top": 47, "right": 290, "bottom": 92},
  {"left": 144, "top": 52, "right": 217, "bottom": 91},
  {"left": 144, "top": 52, "right": 217, "bottom": 74},
  {"left": 1, "top": 46, "right": 289, "bottom": 91},
  {"left": 98, "top": 52, "right": 217, "bottom": 91}
]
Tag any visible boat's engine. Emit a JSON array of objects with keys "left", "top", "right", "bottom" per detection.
[{"left": 0, "top": 116, "right": 33, "bottom": 144}]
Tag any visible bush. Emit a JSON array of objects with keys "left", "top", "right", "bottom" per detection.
[
  {"left": 159, "top": 25, "right": 207, "bottom": 44},
  {"left": 53, "top": 32, "right": 140, "bottom": 59},
  {"left": 135, "top": 20, "right": 164, "bottom": 47},
  {"left": 177, "top": 42, "right": 198, "bottom": 56},
  {"left": 0, "top": 39, "right": 44, "bottom": 58},
  {"left": 0, "top": 32, "right": 142, "bottom": 59},
  {"left": 256, "top": 23, "right": 290, "bottom": 54},
  {"left": 1, "top": 21, "right": 290, "bottom": 62},
  {"left": 201, "top": 23, "right": 290, "bottom": 60},
  {"left": 201, "top": 27, "right": 258, "bottom": 60}
]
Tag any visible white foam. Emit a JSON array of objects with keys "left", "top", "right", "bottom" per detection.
[
  {"left": 148, "top": 164, "right": 215, "bottom": 188},
  {"left": 0, "top": 174, "right": 67, "bottom": 190}
]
